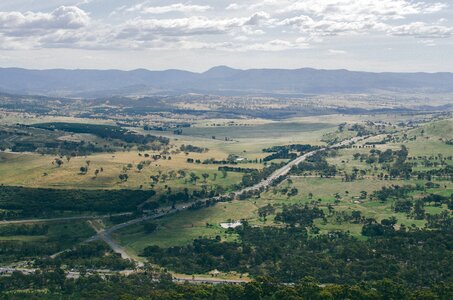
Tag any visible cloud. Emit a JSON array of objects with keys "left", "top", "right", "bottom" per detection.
[
  {"left": 244, "top": 11, "right": 272, "bottom": 26},
  {"left": 0, "top": 6, "right": 89, "bottom": 37},
  {"left": 226, "top": 3, "right": 243, "bottom": 11},
  {"left": 328, "top": 49, "right": 347, "bottom": 54},
  {"left": 391, "top": 22, "right": 453, "bottom": 38},
  {"left": 0, "top": 0, "right": 450, "bottom": 53},
  {"left": 418, "top": 39, "right": 437, "bottom": 47},
  {"left": 274, "top": 0, "right": 451, "bottom": 38},
  {"left": 0, "top": 34, "right": 30, "bottom": 50},
  {"left": 278, "top": 0, "right": 446, "bottom": 19},
  {"left": 244, "top": 38, "right": 309, "bottom": 51},
  {"left": 117, "top": 16, "right": 247, "bottom": 39},
  {"left": 0, "top": 5, "right": 92, "bottom": 50},
  {"left": 115, "top": 11, "right": 276, "bottom": 40},
  {"left": 126, "top": 2, "right": 211, "bottom": 14}
]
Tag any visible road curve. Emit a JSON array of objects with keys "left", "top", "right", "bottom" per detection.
[
  {"left": 88, "top": 135, "right": 368, "bottom": 265},
  {"left": 8, "top": 135, "right": 368, "bottom": 284}
]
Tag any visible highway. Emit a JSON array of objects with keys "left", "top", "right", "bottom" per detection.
[
  {"left": 84, "top": 135, "right": 368, "bottom": 281},
  {"left": 5, "top": 135, "right": 368, "bottom": 284},
  {"left": 240, "top": 135, "right": 366, "bottom": 193}
]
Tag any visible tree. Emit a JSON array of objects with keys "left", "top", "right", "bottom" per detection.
[
  {"left": 144, "top": 222, "right": 158, "bottom": 233},
  {"left": 150, "top": 175, "right": 159, "bottom": 184},
  {"left": 161, "top": 174, "right": 168, "bottom": 182},
  {"left": 413, "top": 199, "right": 425, "bottom": 220},
  {"left": 189, "top": 172, "right": 199, "bottom": 184},
  {"left": 360, "top": 191, "right": 367, "bottom": 199},
  {"left": 258, "top": 204, "right": 275, "bottom": 222},
  {"left": 55, "top": 158, "right": 64, "bottom": 167},
  {"left": 177, "top": 170, "right": 186, "bottom": 178},
  {"left": 244, "top": 282, "right": 263, "bottom": 300},
  {"left": 351, "top": 211, "right": 362, "bottom": 223},
  {"left": 202, "top": 173, "right": 209, "bottom": 183},
  {"left": 287, "top": 187, "right": 298, "bottom": 197},
  {"left": 119, "top": 173, "right": 129, "bottom": 182}
]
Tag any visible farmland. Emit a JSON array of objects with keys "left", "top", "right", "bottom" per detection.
[{"left": 0, "top": 94, "right": 451, "bottom": 298}]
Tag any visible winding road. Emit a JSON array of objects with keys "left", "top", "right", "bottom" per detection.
[
  {"left": 4, "top": 135, "right": 368, "bottom": 284},
  {"left": 87, "top": 135, "right": 368, "bottom": 271}
]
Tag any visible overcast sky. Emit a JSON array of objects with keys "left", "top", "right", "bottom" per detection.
[{"left": 0, "top": 0, "right": 452, "bottom": 72}]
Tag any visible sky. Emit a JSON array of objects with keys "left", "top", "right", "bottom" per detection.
[{"left": 0, "top": 0, "right": 452, "bottom": 72}]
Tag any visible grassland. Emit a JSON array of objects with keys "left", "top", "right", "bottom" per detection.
[
  {"left": 179, "top": 122, "right": 334, "bottom": 139},
  {"left": 0, "top": 118, "right": 338, "bottom": 190},
  {"left": 0, "top": 150, "right": 245, "bottom": 191},
  {"left": 113, "top": 117, "right": 453, "bottom": 257},
  {"left": 1, "top": 111, "right": 452, "bottom": 269},
  {"left": 115, "top": 175, "right": 451, "bottom": 257},
  {"left": 115, "top": 200, "right": 258, "bottom": 253}
]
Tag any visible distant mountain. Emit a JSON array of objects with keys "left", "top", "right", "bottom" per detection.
[{"left": 1, "top": 66, "right": 453, "bottom": 97}]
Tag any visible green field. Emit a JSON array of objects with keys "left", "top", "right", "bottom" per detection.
[
  {"left": 180, "top": 122, "right": 335, "bottom": 139},
  {"left": 113, "top": 115, "right": 453, "bottom": 257},
  {"left": 115, "top": 174, "right": 451, "bottom": 256},
  {"left": 115, "top": 200, "right": 258, "bottom": 252},
  {"left": 1, "top": 111, "right": 452, "bottom": 275}
]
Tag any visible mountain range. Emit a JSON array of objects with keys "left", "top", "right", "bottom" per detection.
[{"left": 1, "top": 66, "right": 453, "bottom": 97}]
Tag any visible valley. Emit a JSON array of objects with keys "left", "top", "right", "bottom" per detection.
[{"left": 0, "top": 93, "right": 451, "bottom": 297}]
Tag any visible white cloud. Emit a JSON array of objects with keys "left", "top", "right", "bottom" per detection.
[
  {"left": 244, "top": 11, "right": 272, "bottom": 26},
  {"left": 0, "top": 6, "right": 89, "bottom": 34},
  {"left": 225, "top": 3, "right": 244, "bottom": 11},
  {"left": 117, "top": 16, "right": 247, "bottom": 38},
  {"left": 328, "top": 49, "right": 347, "bottom": 54},
  {"left": 273, "top": 0, "right": 452, "bottom": 38},
  {"left": 0, "top": 0, "right": 450, "bottom": 53},
  {"left": 244, "top": 39, "right": 309, "bottom": 51},
  {"left": 0, "top": 5, "right": 91, "bottom": 49},
  {"left": 278, "top": 0, "right": 446, "bottom": 19},
  {"left": 391, "top": 22, "right": 453, "bottom": 38},
  {"left": 126, "top": 2, "right": 211, "bottom": 14},
  {"left": 418, "top": 39, "right": 437, "bottom": 47}
]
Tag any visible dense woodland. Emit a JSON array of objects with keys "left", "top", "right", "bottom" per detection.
[
  {"left": 263, "top": 144, "right": 319, "bottom": 162},
  {"left": 0, "top": 122, "right": 170, "bottom": 156},
  {"left": 0, "top": 125, "right": 110, "bottom": 155},
  {"left": 289, "top": 151, "right": 337, "bottom": 177},
  {"left": 0, "top": 187, "right": 155, "bottom": 218},
  {"left": 144, "top": 205, "right": 452, "bottom": 287},
  {"left": 0, "top": 221, "right": 95, "bottom": 264},
  {"left": 1, "top": 271, "right": 452, "bottom": 299},
  {"left": 31, "top": 123, "right": 169, "bottom": 145}
]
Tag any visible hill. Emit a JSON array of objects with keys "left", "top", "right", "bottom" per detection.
[{"left": 1, "top": 66, "right": 453, "bottom": 96}]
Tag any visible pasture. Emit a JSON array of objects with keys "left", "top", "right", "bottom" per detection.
[{"left": 115, "top": 200, "right": 258, "bottom": 252}]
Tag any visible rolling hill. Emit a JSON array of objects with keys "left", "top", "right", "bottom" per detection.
[{"left": 1, "top": 66, "right": 453, "bottom": 97}]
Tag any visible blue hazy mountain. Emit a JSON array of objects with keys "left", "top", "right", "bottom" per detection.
[{"left": 1, "top": 66, "right": 452, "bottom": 96}]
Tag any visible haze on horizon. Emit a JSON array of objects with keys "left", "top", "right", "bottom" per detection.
[{"left": 0, "top": 0, "right": 452, "bottom": 72}]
